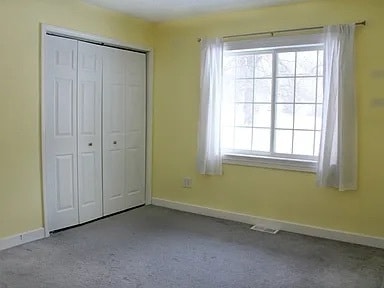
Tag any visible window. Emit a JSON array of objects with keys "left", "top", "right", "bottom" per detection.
[{"left": 222, "top": 35, "right": 324, "bottom": 171}]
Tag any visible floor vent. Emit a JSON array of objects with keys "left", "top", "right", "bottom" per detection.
[{"left": 250, "top": 225, "right": 280, "bottom": 234}]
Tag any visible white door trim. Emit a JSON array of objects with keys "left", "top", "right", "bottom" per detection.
[{"left": 41, "top": 24, "right": 153, "bottom": 237}]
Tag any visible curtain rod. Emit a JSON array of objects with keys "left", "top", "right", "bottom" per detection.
[{"left": 197, "top": 21, "right": 366, "bottom": 42}]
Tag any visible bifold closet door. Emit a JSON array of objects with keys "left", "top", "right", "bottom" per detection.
[
  {"left": 45, "top": 36, "right": 103, "bottom": 231},
  {"left": 103, "top": 47, "right": 146, "bottom": 216},
  {"left": 125, "top": 51, "right": 146, "bottom": 209},
  {"left": 103, "top": 47, "right": 127, "bottom": 215},
  {"left": 45, "top": 35, "right": 146, "bottom": 228},
  {"left": 77, "top": 42, "right": 103, "bottom": 223},
  {"left": 45, "top": 35, "right": 79, "bottom": 231}
]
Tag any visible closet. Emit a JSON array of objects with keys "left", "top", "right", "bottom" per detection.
[{"left": 44, "top": 34, "right": 146, "bottom": 232}]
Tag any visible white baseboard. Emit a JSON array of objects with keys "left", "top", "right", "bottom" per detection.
[
  {"left": 0, "top": 228, "right": 45, "bottom": 251},
  {"left": 152, "top": 198, "right": 384, "bottom": 250}
]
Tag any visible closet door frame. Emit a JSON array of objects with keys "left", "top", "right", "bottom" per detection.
[{"left": 41, "top": 24, "right": 153, "bottom": 237}]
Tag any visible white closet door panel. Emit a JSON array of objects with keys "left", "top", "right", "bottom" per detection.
[
  {"left": 103, "top": 82, "right": 125, "bottom": 151},
  {"left": 103, "top": 150, "right": 126, "bottom": 214},
  {"left": 125, "top": 52, "right": 146, "bottom": 208},
  {"left": 77, "top": 42, "right": 103, "bottom": 223},
  {"left": 55, "top": 155, "right": 76, "bottom": 210},
  {"left": 126, "top": 147, "right": 145, "bottom": 207},
  {"left": 45, "top": 35, "right": 79, "bottom": 231},
  {"left": 103, "top": 47, "right": 127, "bottom": 215},
  {"left": 79, "top": 152, "right": 97, "bottom": 202}
]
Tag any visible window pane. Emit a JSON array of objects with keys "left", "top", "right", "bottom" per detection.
[
  {"left": 254, "top": 79, "right": 272, "bottom": 102},
  {"left": 235, "top": 104, "right": 253, "bottom": 127},
  {"left": 223, "top": 55, "right": 236, "bottom": 78},
  {"left": 314, "top": 131, "right": 321, "bottom": 156},
  {"left": 296, "top": 51, "right": 318, "bottom": 76},
  {"left": 223, "top": 56, "right": 236, "bottom": 104},
  {"left": 224, "top": 47, "right": 324, "bottom": 159},
  {"left": 222, "top": 126, "right": 234, "bottom": 150},
  {"left": 277, "top": 52, "right": 296, "bottom": 76},
  {"left": 316, "top": 104, "right": 323, "bottom": 130},
  {"left": 221, "top": 102, "right": 234, "bottom": 127},
  {"left": 318, "top": 50, "right": 324, "bottom": 76},
  {"left": 275, "top": 104, "right": 294, "bottom": 129},
  {"left": 252, "top": 128, "right": 270, "bottom": 152},
  {"left": 293, "top": 130, "right": 315, "bottom": 156},
  {"left": 234, "top": 127, "right": 252, "bottom": 150},
  {"left": 255, "top": 54, "right": 272, "bottom": 77},
  {"left": 294, "top": 104, "right": 316, "bottom": 130},
  {"left": 236, "top": 55, "right": 254, "bottom": 78},
  {"left": 276, "top": 78, "right": 295, "bottom": 103},
  {"left": 296, "top": 77, "right": 317, "bottom": 103},
  {"left": 235, "top": 79, "right": 253, "bottom": 102},
  {"left": 317, "top": 77, "right": 323, "bottom": 103},
  {"left": 223, "top": 77, "right": 235, "bottom": 104},
  {"left": 223, "top": 78, "right": 235, "bottom": 100},
  {"left": 254, "top": 104, "right": 271, "bottom": 128},
  {"left": 275, "top": 129, "right": 293, "bottom": 154}
]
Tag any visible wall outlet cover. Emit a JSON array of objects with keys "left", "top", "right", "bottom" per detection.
[{"left": 183, "top": 177, "right": 192, "bottom": 188}]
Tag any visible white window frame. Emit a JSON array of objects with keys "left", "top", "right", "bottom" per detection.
[{"left": 222, "top": 33, "right": 324, "bottom": 172}]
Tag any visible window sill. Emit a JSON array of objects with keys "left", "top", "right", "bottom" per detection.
[{"left": 223, "top": 154, "right": 317, "bottom": 173}]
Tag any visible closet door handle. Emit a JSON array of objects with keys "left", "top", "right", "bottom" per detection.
[
  {"left": 113, "top": 141, "right": 117, "bottom": 145},
  {"left": 88, "top": 143, "right": 93, "bottom": 147}
]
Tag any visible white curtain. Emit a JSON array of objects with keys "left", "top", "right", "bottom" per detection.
[
  {"left": 317, "top": 24, "right": 357, "bottom": 191},
  {"left": 197, "top": 38, "right": 224, "bottom": 175}
]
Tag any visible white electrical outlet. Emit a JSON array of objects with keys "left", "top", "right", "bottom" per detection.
[{"left": 183, "top": 177, "right": 192, "bottom": 188}]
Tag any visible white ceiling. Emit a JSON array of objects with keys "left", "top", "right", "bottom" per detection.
[{"left": 82, "top": 0, "right": 308, "bottom": 22}]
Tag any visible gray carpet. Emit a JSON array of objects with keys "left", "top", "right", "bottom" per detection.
[{"left": 1, "top": 206, "right": 384, "bottom": 288}]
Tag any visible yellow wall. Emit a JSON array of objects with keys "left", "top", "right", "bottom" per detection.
[
  {"left": 152, "top": 0, "right": 384, "bottom": 237},
  {"left": 0, "top": 0, "right": 153, "bottom": 238},
  {"left": 1, "top": 0, "right": 383, "bottom": 241}
]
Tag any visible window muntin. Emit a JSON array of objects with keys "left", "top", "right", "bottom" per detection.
[{"left": 222, "top": 45, "right": 324, "bottom": 160}]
